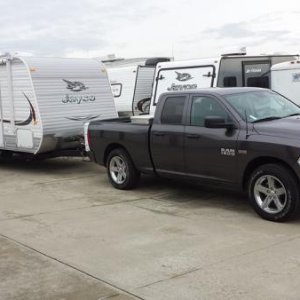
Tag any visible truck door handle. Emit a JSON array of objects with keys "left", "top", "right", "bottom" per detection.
[
  {"left": 153, "top": 132, "right": 165, "bottom": 136},
  {"left": 186, "top": 134, "right": 200, "bottom": 139}
]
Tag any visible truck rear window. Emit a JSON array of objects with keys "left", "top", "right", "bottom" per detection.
[{"left": 161, "top": 96, "right": 185, "bottom": 125}]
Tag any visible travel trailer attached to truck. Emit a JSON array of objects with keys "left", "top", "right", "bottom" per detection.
[
  {"left": 0, "top": 54, "right": 117, "bottom": 158},
  {"left": 147, "top": 51, "right": 298, "bottom": 115}
]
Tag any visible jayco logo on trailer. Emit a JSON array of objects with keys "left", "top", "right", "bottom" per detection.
[
  {"left": 63, "top": 79, "right": 88, "bottom": 92},
  {"left": 167, "top": 71, "right": 197, "bottom": 91},
  {"left": 292, "top": 73, "right": 300, "bottom": 82},
  {"left": 246, "top": 68, "right": 262, "bottom": 74},
  {"left": 62, "top": 79, "right": 96, "bottom": 104},
  {"left": 175, "top": 71, "right": 193, "bottom": 82}
]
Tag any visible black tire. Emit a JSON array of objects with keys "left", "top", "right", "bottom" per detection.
[
  {"left": 106, "top": 148, "right": 140, "bottom": 190},
  {"left": 248, "top": 163, "right": 300, "bottom": 222}
]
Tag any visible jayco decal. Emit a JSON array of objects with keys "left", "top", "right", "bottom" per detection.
[
  {"left": 0, "top": 92, "right": 37, "bottom": 126},
  {"left": 166, "top": 71, "right": 197, "bottom": 91},
  {"left": 175, "top": 71, "right": 193, "bottom": 82},
  {"left": 292, "top": 73, "right": 300, "bottom": 82},
  {"left": 63, "top": 79, "right": 88, "bottom": 92},
  {"left": 62, "top": 79, "right": 96, "bottom": 104}
]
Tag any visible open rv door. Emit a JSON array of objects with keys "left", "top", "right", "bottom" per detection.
[
  {"left": 132, "top": 66, "right": 156, "bottom": 115},
  {"left": 153, "top": 65, "right": 215, "bottom": 105}
]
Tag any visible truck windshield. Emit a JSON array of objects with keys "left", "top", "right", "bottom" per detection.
[{"left": 225, "top": 91, "right": 300, "bottom": 123}]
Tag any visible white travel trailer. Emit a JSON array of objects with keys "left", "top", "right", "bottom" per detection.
[
  {"left": 148, "top": 52, "right": 298, "bottom": 115},
  {"left": 0, "top": 54, "right": 117, "bottom": 157},
  {"left": 271, "top": 60, "right": 300, "bottom": 105},
  {"left": 106, "top": 58, "right": 171, "bottom": 116}
]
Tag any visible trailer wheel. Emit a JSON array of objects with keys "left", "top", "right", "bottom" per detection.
[
  {"left": 248, "top": 164, "right": 300, "bottom": 222},
  {"left": 107, "top": 148, "right": 140, "bottom": 190}
]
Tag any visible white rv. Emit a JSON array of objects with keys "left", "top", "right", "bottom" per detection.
[
  {"left": 106, "top": 58, "right": 171, "bottom": 116},
  {"left": 0, "top": 54, "right": 117, "bottom": 157},
  {"left": 148, "top": 52, "right": 298, "bottom": 115},
  {"left": 271, "top": 60, "right": 300, "bottom": 105}
]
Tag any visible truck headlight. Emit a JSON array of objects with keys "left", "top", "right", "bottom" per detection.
[{"left": 297, "top": 157, "right": 300, "bottom": 166}]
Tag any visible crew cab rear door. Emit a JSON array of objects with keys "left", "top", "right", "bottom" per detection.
[
  {"left": 184, "top": 94, "right": 239, "bottom": 183},
  {"left": 150, "top": 94, "right": 189, "bottom": 176}
]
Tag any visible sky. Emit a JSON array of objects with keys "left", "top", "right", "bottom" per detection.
[{"left": 0, "top": 0, "right": 300, "bottom": 60}]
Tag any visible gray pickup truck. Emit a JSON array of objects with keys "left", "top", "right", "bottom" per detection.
[{"left": 86, "top": 87, "right": 300, "bottom": 222}]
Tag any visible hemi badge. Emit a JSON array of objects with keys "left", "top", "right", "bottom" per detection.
[{"left": 238, "top": 150, "right": 247, "bottom": 155}]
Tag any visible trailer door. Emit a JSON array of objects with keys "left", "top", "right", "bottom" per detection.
[
  {"left": 153, "top": 65, "right": 215, "bottom": 105},
  {"left": 132, "top": 66, "right": 156, "bottom": 115},
  {"left": 243, "top": 61, "right": 271, "bottom": 88}
]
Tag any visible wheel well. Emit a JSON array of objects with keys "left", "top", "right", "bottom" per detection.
[
  {"left": 103, "top": 143, "right": 127, "bottom": 166},
  {"left": 242, "top": 157, "right": 299, "bottom": 190}
]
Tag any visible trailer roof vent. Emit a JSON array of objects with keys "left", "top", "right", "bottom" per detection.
[
  {"left": 221, "top": 47, "right": 247, "bottom": 57},
  {"left": 145, "top": 57, "right": 171, "bottom": 66}
]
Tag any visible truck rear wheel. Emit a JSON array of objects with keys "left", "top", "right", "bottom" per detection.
[
  {"left": 248, "top": 164, "right": 300, "bottom": 222},
  {"left": 107, "top": 148, "right": 140, "bottom": 190}
]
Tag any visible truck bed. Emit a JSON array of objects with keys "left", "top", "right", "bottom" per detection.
[{"left": 88, "top": 117, "right": 155, "bottom": 173}]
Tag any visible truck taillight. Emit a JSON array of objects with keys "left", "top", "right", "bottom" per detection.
[
  {"left": 84, "top": 122, "right": 91, "bottom": 152},
  {"left": 87, "top": 130, "right": 91, "bottom": 146}
]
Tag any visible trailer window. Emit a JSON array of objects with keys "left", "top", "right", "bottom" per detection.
[
  {"left": 223, "top": 76, "right": 237, "bottom": 87},
  {"left": 111, "top": 83, "right": 122, "bottom": 97},
  {"left": 161, "top": 96, "right": 185, "bottom": 125},
  {"left": 247, "top": 76, "right": 269, "bottom": 88}
]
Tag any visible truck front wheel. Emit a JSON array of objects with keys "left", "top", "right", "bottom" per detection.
[
  {"left": 107, "top": 148, "right": 140, "bottom": 190},
  {"left": 248, "top": 164, "right": 300, "bottom": 222}
]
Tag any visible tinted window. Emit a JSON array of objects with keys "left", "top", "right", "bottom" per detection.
[
  {"left": 161, "top": 96, "right": 185, "bottom": 125},
  {"left": 191, "top": 96, "right": 230, "bottom": 126},
  {"left": 224, "top": 76, "right": 237, "bottom": 87},
  {"left": 225, "top": 91, "right": 300, "bottom": 123},
  {"left": 247, "top": 76, "right": 269, "bottom": 88}
]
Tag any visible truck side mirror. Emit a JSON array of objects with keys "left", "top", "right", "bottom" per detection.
[{"left": 204, "top": 116, "right": 236, "bottom": 130}]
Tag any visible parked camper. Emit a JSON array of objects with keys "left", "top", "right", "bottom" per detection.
[
  {"left": 148, "top": 52, "right": 298, "bottom": 115},
  {"left": 0, "top": 54, "right": 117, "bottom": 158},
  {"left": 106, "top": 57, "right": 171, "bottom": 116},
  {"left": 271, "top": 60, "right": 300, "bottom": 105}
]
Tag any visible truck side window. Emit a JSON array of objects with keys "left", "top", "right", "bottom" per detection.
[
  {"left": 161, "top": 96, "right": 185, "bottom": 125},
  {"left": 191, "top": 96, "right": 230, "bottom": 126}
]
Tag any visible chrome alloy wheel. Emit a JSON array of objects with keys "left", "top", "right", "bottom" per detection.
[
  {"left": 109, "top": 156, "right": 127, "bottom": 184},
  {"left": 254, "top": 175, "right": 287, "bottom": 214}
]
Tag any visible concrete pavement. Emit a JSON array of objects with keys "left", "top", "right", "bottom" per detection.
[{"left": 1, "top": 158, "right": 300, "bottom": 299}]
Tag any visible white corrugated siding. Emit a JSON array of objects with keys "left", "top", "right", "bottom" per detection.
[
  {"left": 22, "top": 56, "right": 117, "bottom": 138},
  {"left": 107, "top": 66, "right": 137, "bottom": 113}
]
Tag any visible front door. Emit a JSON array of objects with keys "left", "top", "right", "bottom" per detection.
[
  {"left": 150, "top": 95, "right": 188, "bottom": 176},
  {"left": 184, "top": 95, "right": 239, "bottom": 183},
  {"left": 243, "top": 61, "right": 271, "bottom": 88}
]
